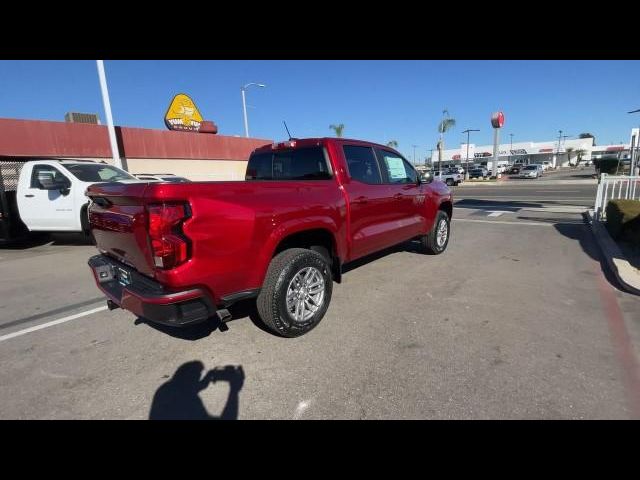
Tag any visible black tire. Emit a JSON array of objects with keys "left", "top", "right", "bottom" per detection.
[
  {"left": 80, "top": 205, "right": 95, "bottom": 245},
  {"left": 257, "top": 248, "right": 333, "bottom": 338},
  {"left": 445, "top": 178, "right": 454, "bottom": 186},
  {"left": 421, "top": 211, "right": 450, "bottom": 255}
]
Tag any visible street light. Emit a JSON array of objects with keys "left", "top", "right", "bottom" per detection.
[
  {"left": 629, "top": 109, "right": 640, "bottom": 176},
  {"left": 412, "top": 144, "right": 418, "bottom": 166},
  {"left": 461, "top": 128, "right": 479, "bottom": 180},
  {"left": 96, "top": 60, "right": 122, "bottom": 169},
  {"left": 509, "top": 133, "right": 514, "bottom": 165},
  {"left": 241, "top": 82, "right": 266, "bottom": 137}
]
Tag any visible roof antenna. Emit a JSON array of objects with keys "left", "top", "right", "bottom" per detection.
[{"left": 283, "top": 121, "right": 293, "bottom": 140}]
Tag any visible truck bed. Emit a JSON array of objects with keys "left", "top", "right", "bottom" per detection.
[{"left": 87, "top": 179, "right": 345, "bottom": 303}]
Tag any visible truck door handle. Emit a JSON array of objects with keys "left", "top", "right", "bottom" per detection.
[
  {"left": 354, "top": 196, "right": 368, "bottom": 204},
  {"left": 394, "top": 193, "right": 403, "bottom": 200},
  {"left": 24, "top": 194, "right": 34, "bottom": 198}
]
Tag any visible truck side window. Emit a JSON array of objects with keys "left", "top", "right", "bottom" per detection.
[
  {"left": 30, "top": 165, "right": 66, "bottom": 189},
  {"left": 343, "top": 145, "right": 382, "bottom": 184},
  {"left": 376, "top": 150, "right": 417, "bottom": 184}
]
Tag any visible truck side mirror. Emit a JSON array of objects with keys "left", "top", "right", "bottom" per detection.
[{"left": 420, "top": 172, "right": 433, "bottom": 184}]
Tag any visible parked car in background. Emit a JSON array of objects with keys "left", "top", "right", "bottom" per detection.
[
  {"left": 541, "top": 161, "right": 552, "bottom": 171},
  {"left": 134, "top": 173, "right": 191, "bottom": 183},
  {"left": 519, "top": 165, "right": 542, "bottom": 178},
  {"left": 432, "top": 169, "right": 463, "bottom": 186},
  {"left": 469, "top": 167, "right": 489, "bottom": 179},
  {"left": 0, "top": 159, "right": 140, "bottom": 242},
  {"left": 506, "top": 165, "right": 520, "bottom": 174}
]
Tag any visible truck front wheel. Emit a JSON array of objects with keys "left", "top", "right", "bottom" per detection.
[
  {"left": 257, "top": 248, "right": 333, "bottom": 338},
  {"left": 421, "top": 211, "right": 450, "bottom": 255}
]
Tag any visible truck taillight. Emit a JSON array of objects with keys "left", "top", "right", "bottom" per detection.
[{"left": 147, "top": 203, "right": 190, "bottom": 269}]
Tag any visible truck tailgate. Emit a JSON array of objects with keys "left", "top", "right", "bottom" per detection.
[{"left": 86, "top": 182, "right": 156, "bottom": 277}]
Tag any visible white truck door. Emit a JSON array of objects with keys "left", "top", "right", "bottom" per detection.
[{"left": 17, "top": 163, "right": 76, "bottom": 231}]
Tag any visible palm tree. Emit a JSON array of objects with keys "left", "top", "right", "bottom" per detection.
[
  {"left": 565, "top": 147, "right": 575, "bottom": 167},
  {"left": 386, "top": 140, "right": 398, "bottom": 148},
  {"left": 575, "top": 148, "right": 587, "bottom": 165},
  {"left": 329, "top": 124, "right": 345, "bottom": 137},
  {"left": 437, "top": 109, "right": 456, "bottom": 174}
]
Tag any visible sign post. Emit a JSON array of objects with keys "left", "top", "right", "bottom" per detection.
[{"left": 490, "top": 111, "right": 505, "bottom": 178}]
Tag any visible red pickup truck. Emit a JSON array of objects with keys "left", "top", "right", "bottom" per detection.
[{"left": 87, "top": 138, "right": 453, "bottom": 337}]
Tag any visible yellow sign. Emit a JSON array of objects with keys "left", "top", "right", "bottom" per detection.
[{"left": 164, "top": 93, "right": 204, "bottom": 131}]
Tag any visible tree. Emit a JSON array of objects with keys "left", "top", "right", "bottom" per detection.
[
  {"left": 565, "top": 147, "right": 575, "bottom": 167},
  {"left": 329, "top": 124, "right": 345, "bottom": 137},
  {"left": 437, "top": 109, "right": 456, "bottom": 172},
  {"left": 386, "top": 140, "right": 398, "bottom": 148},
  {"left": 575, "top": 148, "right": 587, "bottom": 164},
  {"left": 579, "top": 133, "right": 596, "bottom": 145}
]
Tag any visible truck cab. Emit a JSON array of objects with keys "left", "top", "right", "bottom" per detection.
[{"left": 16, "top": 159, "right": 138, "bottom": 233}]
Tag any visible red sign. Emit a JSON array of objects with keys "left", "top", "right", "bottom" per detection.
[
  {"left": 539, "top": 148, "right": 554, "bottom": 153},
  {"left": 452, "top": 154, "right": 461, "bottom": 160},
  {"left": 491, "top": 111, "right": 505, "bottom": 128}
]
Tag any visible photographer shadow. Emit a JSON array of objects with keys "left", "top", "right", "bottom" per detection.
[{"left": 149, "top": 361, "right": 244, "bottom": 420}]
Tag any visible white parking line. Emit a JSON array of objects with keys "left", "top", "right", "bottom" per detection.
[
  {"left": 453, "top": 218, "right": 554, "bottom": 227},
  {"left": 0, "top": 306, "right": 108, "bottom": 343},
  {"left": 487, "top": 211, "right": 509, "bottom": 217}
]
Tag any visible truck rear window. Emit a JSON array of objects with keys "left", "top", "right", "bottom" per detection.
[{"left": 246, "top": 147, "right": 331, "bottom": 181}]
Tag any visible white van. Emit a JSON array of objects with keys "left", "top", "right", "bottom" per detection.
[{"left": 15, "top": 160, "right": 139, "bottom": 235}]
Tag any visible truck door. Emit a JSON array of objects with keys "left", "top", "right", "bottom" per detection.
[
  {"left": 341, "top": 144, "right": 401, "bottom": 259},
  {"left": 374, "top": 148, "right": 425, "bottom": 241},
  {"left": 17, "top": 163, "right": 75, "bottom": 231}
]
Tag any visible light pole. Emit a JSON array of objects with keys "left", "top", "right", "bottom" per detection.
[
  {"left": 412, "top": 145, "right": 418, "bottom": 166},
  {"left": 509, "top": 133, "right": 513, "bottom": 165},
  {"left": 461, "top": 129, "right": 479, "bottom": 180},
  {"left": 556, "top": 130, "right": 563, "bottom": 167},
  {"left": 629, "top": 109, "right": 640, "bottom": 176},
  {"left": 241, "top": 82, "right": 266, "bottom": 137},
  {"left": 96, "top": 60, "right": 122, "bottom": 169}
]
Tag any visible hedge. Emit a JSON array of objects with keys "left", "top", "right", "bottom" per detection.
[
  {"left": 594, "top": 158, "right": 621, "bottom": 174},
  {"left": 606, "top": 199, "right": 640, "bottom": 244}
]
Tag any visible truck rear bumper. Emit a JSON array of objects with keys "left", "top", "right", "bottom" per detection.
[{"left": 88, "top": 254, "right": 215, "bottom": 327}]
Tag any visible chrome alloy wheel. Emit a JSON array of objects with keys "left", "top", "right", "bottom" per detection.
[
  {"left": 436, "top": 218, "right": 448, "bottom": 247},
  {"left": 286, "top": 266, "right": 326, "bottom": 323}
]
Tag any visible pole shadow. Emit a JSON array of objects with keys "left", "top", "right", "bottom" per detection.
[
  {"left": 149, "top": 361, "right": 244, "bottom": 420},
  {"left": 553, "top": 213, "right": 628, "bottom": 293}
]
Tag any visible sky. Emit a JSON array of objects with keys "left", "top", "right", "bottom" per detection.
[{"left": 1, "top": 60, "right": 639, "bottom": 161}]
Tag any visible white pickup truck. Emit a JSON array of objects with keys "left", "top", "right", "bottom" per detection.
[{"left": 0, "top": 159, "right": 139, "bottom": 241}]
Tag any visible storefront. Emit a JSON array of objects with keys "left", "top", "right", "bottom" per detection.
[{"left": 432, "top": 136, "right": 601, "bottom": 169}]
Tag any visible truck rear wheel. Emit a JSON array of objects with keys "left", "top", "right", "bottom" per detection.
[
  {"left": 421, "top": 211, "right": 450, "bottom": 255},
  {"left": 257, "top": 248, "right": 333, "bottom": 338},
  {"left": 80, "top": 205, "right": 95, "bottom": 245}
]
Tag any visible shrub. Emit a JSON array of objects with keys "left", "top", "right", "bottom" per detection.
[
  {"left": 606, "top": 199, "right": 640, "bottom": 244},
  {"left": 594, "top": 158, "right": 620, "bottom": 174}
]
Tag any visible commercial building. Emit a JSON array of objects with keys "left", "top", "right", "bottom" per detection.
[
  {"left": 428, "top": 134, "right": 636, "bottom": 170},
  {"left": 0, "top": 118, "right": 272, "bottom": 181}
]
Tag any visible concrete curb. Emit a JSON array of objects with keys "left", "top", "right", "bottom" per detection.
[{"left": 587, "top": 210, "right": 640, "bottom": 296}]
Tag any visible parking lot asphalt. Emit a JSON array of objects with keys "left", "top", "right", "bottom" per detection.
[{"left": 1, "top": 187, "right": 639, "bottom": 419}]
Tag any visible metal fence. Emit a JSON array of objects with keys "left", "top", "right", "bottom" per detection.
[{"left": 594, "top": 173, "right": 640, "bottom": 220}]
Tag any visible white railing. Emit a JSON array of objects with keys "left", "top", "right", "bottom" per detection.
[{"left": 594, "top": 173, "right": 640, "bottom": 220}]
